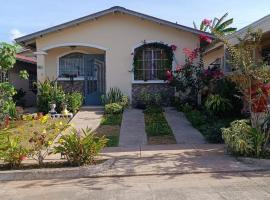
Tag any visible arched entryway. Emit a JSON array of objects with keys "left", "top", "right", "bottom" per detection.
[{"left": 43, "top": 44, "right": 106, "bottom": 105}]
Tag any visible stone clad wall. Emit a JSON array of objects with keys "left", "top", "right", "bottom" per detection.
[
  {"left": 132, "top": 83, "right": 174, "bottom": 107},
  {"left": 57, "top": 81, "right": 84, "bottom": 94}
]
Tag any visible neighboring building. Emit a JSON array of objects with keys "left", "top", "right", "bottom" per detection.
[
  {"left": 0, "top": 50, "right": 37, "bottom": 107},
  {"left": 203, "top": 14, "right": 270, "bottom": 72},
  {"left": 15, "top": 6, "right": 211, "bottom": 106}
]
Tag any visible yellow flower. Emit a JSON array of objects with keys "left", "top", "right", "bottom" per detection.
[
  {"left": 47, "top": 141, "right": 53, "bottom": 145},
  {"left": 42, "top": 129, "right": 47, "bottom": 134},
  {"left": 59, "top": 139, "right": 65, "bottom": 144}
]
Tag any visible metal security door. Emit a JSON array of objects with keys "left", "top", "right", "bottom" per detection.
[{"left": 84, "top": 55, "right": 105, "bottom": 105}]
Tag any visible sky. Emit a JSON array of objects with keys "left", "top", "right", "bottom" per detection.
[{"left": 1, "top": 0, "right": 270, "bottom": 42}]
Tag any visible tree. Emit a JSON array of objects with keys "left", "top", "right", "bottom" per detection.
[
  {"left": 0, "top": 42, "right": 29, "bottom": 121},
  {"left": 211, "top": 28, "right": 270, "bottom": 127}
]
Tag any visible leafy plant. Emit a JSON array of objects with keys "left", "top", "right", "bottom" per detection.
[
  {"left": 101, "top": 87, "right": 123, "bottom": 104},
  {"left": 66, "top": 92, "right": 84, "bottom": 113},
  {"left": 105, "top": 103, "right": 123, "bottom": 114},
  {"left": 27, "top": 115, "right": 69, "bottom": 165},
  {"left": 137, "top": 91, "right": 162, "bottom": 108},
  {"left": 54, "top": 128, "right": 107, "bottom": 166},
  {"left": 13, "top": 88, "right": 26, "bottom": 107},
  {"left": 222, "top": 119, "right": 270, "bottom": 157},
  {"left": 0, "top": 134, "right": 28, "bottom": 168},
  {"left": 0, "top": 82, "right": 17, "bottom": 120},
  {"left": 37, "top": 79, "right": 66, "bottom": 113},
  {"left": 205, "top": 94, "right": 232, "bottom": 115}
]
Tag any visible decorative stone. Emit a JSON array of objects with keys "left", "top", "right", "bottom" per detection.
[{"left": 132, "top": 83, "right": 174, "bottom": 107}]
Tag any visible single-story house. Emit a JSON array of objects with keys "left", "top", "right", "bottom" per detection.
[
  {"left": 15, "top": 6, "right": 211, "bottom": 106},
  {"left": 203, "top": 14, "right": 270, "bottom": 72},
  {"left": 0, "top": 49, "right": 37, "bottom": 107}
]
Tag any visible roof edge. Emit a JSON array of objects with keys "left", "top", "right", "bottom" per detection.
[{"left": 15, "top": 6, "right": 212, "bottom": 44}]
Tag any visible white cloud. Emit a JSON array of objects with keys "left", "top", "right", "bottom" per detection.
[{"left": 10, "top": 29, "right": 25, "bottom": 41}]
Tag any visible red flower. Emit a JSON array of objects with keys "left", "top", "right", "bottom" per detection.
[
  {"left": 199, "top": 34, "right": 212, "bottom": 44},
  {"left": 170, "top": 44, "right": 177, "bottom": 51},
  {"left": 202, "top": 19, "right": 212, "bottom": 26}
]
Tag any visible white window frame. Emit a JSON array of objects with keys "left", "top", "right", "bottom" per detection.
[{"left": 132, "top": 48, "right": 168, "bottom": 84}]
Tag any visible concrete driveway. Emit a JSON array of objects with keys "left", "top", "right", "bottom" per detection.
[{"left": 1, "top": 171, "right": 270, "bottom": 200}]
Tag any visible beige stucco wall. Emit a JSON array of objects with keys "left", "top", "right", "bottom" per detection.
[
  {"left": 203, "top": 47, "right": 224, "bottom": 68},
  {"left": 36, "top": 13, "right": 200, "bottom": 98}
]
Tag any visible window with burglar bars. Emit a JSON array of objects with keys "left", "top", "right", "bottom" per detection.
[
  {"left": 0, "top": 71, "right": 8, "bottom": 83},
  {"left": 59, "top": 53, "right": 85, "bottom": 77},
  {"left": 134, "top": 48, "right": 168, "bottom": 81}
]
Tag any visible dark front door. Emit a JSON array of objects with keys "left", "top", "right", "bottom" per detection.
[{"left": 84, "top": 55, "right": 105, "bottom": 105}]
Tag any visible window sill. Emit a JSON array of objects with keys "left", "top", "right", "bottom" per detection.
[{"left": 132, "top": 80, "right": 167, "bottom": 84}]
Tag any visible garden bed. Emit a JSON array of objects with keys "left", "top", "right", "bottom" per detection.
[
  {"left": 95, "top": 113, "right": 123, "bottom": 147},
  {"left": 144, "top": 107, "right": 176, "bottom": 145}
]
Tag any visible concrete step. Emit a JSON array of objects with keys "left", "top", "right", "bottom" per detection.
[{"left": 80, "top": 106, "right": 104, "bottom": 112}]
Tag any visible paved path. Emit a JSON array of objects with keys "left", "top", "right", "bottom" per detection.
[
  {"left": 2, "top": 171, "right": 270, "bottom": 200},
  {"left": 68, "top": 107, "right": 104, "bottom": 131},
  {"left": 119, "top": 109, "right": 147, "bottom": 147},
  {"left": 164, "top": 107, "right": 205, "bottom": 144}
]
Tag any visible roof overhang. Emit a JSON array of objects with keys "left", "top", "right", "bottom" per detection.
[{"left": 15, "top": 6, "right": 212, "bottom": 47}]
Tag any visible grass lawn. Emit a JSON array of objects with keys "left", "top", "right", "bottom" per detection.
[
  {"left": 144, "top": 108, "right": 176, "bottom": 145},
  {"left": 95, "top": 113, "right": 122, "bottom": 147}
]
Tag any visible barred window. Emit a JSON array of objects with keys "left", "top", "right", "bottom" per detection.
[
  {"left": 59, "top": 53, "right": 85, "bottom": 77},
  {"left": 134, "top": 48, "right": 168, "bottom": 81},
  {"left": 0, "top": 71, "right": 8, "bottom": 83}
]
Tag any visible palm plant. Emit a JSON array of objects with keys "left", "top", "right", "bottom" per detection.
[
  {"left": 212, "top": 13, "right": 237, "bottom": 35},
  {"left": 193, "top": 13, "right": 237, "bottom": 35}
]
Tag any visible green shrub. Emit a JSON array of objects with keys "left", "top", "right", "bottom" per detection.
[
  {"left": 37, "top": 80, "right": 66, "bottom": 113},
  {"left": 101, "top": 114, "right": 122, "bottom": 125},
  {"left": 186, "top": 110, "right": 205, "bottom": 127},
  {"left": 179, "top": 103, "right": 193, "bottom": 113},
  {"left": 54, "top": 128, "right": 107, "bottom": 166},
  {"left": 105, "top": 103, "right": 123, "bottom": 114},
  {"left": 137, "top": 92, "right": 162, "bottom": 109},
  {"left": 0, "top": 82, "right": 17, "bottom": 120},
  {"left": 66, "top": 92, "right": 84, "bottom": 113},
  {"left": 222, "top": 120, "right": 269, "bottom": 157},
  {"left": 120, "top": 95, "right": 129, "bottom": 108},
  {"left": 205, "top": 94, "right": 232, "bottom": 115}
]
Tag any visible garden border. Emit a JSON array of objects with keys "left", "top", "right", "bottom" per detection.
[{"left": 0, "top": 158, "right": 115, "bottom": 181}]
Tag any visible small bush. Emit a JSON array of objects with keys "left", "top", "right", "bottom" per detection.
[
  {"left": 222, "top": 120, "right": 269, "bottom": 157},
  {"left": 66, "top": 92, "right": 84, "bottom": 113},
  {"left": 54, "top": 128, "right": 107, "bottom": 166},
  {"left": 101, "top": 114, "right": 122, "bottom": 125},
  {"left": 137, "top": 92, "right": 162, "bottom": 108},
  {"left": 37, "top": 80, "right": 65, "bottom": 113},
  {"left": 105, "top": 103, "right": 123, "bottom": 114},
  {"left": 0, "top": 134, "right": 28, "bottom": 168},
  {"left": 205, "top": 94, "right": 232, "bottom": 116}
]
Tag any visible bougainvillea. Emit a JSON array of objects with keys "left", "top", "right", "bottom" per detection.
[
  {"left": 199, "top": 34, "right": 212, "bottom": 44},
  {"left": 202, "top": 19, "right": 212, "bottom": 26}
]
